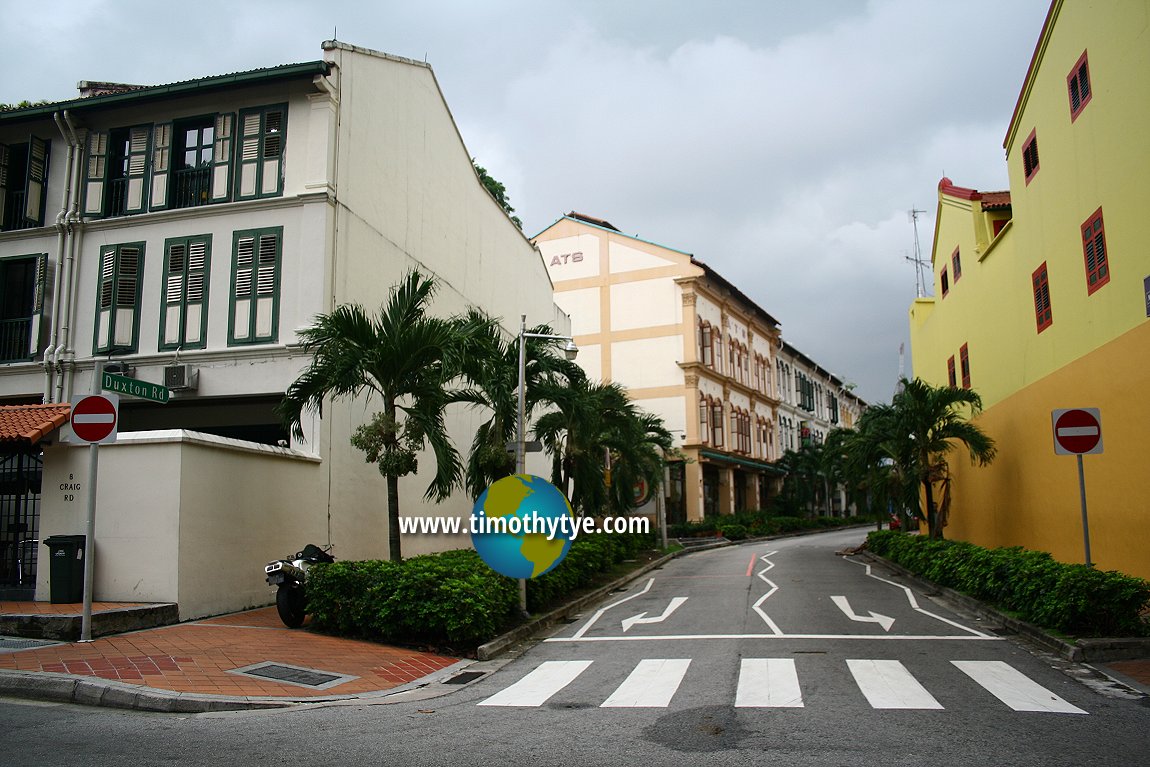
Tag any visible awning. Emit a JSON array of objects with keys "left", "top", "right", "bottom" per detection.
[
  {"left": 0, "top": 404, "right": 71, "bottom": 446},
  {"left": 700, "top": 449, "right": 787, "bottom": 476}
]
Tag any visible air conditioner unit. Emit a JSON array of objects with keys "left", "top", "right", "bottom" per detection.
[{"left": 164, "top": 364, "right": 199, "bottom": 391}]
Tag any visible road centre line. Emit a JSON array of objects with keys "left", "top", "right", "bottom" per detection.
[
  {"left": 752, "top": 551, "right": 783, "bottom": 636},
  {"left": 746, "top": 553, "right": 757, "bottom": 577},
  {"left": 843, "top": 557, "right": 995, "bottom": 638}
]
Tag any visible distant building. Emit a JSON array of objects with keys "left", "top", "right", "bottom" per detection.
[
  {"left": 0, "top": 42, "right": 565, "bottom": 614},
  {"left": 534, "top": 213, "right": 864, "bottom": 523},
  {"left": 908, "top": 0, "right": 1150, "bottom": 578}
]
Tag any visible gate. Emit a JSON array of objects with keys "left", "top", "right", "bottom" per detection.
[{"left": 0, "top": 448, "right": 42, "bottom": 598}]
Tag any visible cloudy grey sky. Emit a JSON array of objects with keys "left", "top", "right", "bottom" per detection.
[{"left": 3, "top": 0, "right": 1052, "bottom": 405}]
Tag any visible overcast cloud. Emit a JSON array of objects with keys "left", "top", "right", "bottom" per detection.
[{"left": 2, "top": 0, "right": 1052, "bottom": 405}]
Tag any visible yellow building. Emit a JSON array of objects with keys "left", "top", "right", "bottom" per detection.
[{"left": 908, "top": 0, "right": 1150, "bottom": 579}]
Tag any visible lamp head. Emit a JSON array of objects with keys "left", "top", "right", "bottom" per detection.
[{"left": 563, "top": 339, "right": 579, "bottom": 361}]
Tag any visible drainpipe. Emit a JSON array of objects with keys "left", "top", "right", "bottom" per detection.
[
  {"left": 47, "top": 112, "right": 79, "bottom": 402},
  {"left": 59, "top": 110, "right": 85, "bottom": 404}
]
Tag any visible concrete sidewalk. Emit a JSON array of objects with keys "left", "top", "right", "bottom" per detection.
[{"left": 0, "top": 605, "right": 468, "bottom": 712}]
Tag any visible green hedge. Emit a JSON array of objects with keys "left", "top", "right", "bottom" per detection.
[
  {"left": 670, "top": 512, "right": 858, "bottom": 540},
  {"left": 866, "top": 530, "right": 1150, "bottom": 637},
  {"left": 306, "top": 531, "right": 657, "bottom": 647}
]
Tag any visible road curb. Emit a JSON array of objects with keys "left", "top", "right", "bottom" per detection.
[{"left": 856, "top": 551, "right": 1150, "bottom": 662}]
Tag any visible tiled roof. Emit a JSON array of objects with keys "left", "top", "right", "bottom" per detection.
[
  {"left": 980, "top": 191, "right": 1012, "bottom": 209},
  {"left": 0, "top": 404, "right": 70, "bottom": 445}
]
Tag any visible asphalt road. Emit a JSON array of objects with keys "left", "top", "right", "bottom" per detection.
[{"left": 3, "top": 527, "right": 1148, "bottom": 766}]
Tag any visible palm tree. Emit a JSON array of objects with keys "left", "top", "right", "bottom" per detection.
[
  {"left": 278, "top": 271, "right": 468, "bottom": 561},
  {"left": 891, "top": 377, "right": 997, "bottom": 539},
  {"left": 448, "top": 309, "right": 568, "bottom": 500}
]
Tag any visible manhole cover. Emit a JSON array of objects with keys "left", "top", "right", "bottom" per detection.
[
  {"left": 0, "top": 635, "right": 60, "bottom": 652},
  {"left": 227, "top": 662, "right": 359, "bottom": 690},
  {"left": 443, "top": 671, "right": 485, "bottom": 685}
]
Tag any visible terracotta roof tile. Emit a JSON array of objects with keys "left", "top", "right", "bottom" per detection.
[
  {"left": 0, "top": 404, "right": 70, "bottom": 445},
  {"left": 980, "top": 191, "right": 1011, "bottom": 210}
]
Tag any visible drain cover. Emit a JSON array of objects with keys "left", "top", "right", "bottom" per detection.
[
  {"left": 443, "top": 671, "right": 485, "bottom": 685},
  {"left": 0, "top": 635, "right": 60, "bottom": 652},
  {"left": 228, "top": 662, "right": 359, "bottom": 690}
]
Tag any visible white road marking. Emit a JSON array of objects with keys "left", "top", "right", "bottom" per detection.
[
  {"left": 570, "top": 578, "right": 654, "bottom": 639},
  {"left": 621, "top": 597, "right": 688, "bottom": 631},
  {"left": 847, "top": 659, "right": 944, "bottom": 709},
  {"left": 600, "top": 659, "right": 691, "bottom": 707},
  {"left": 952, "top": 660, "right": 1088, "bottom": 714},
  {"left": 735, "top": 658, "right": 804, "bottom": 707},
  {"left": 545, "top": 633, "right": 1002, "bottom": 642},
  {"left": 752, "top": 550, "right": 784, "bottom": 635},
  {"left": 831, "top": 595, "right": 895, "bottom": 631},
  {"left": 477, "top": 660, "right": 592, "bottom": 707},
  {"left": 843, "top": 557, "right": 996, "bottom": 638}
]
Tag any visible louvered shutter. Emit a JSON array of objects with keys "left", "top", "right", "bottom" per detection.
[
  {"left": 96, "top": 247, "right": 116, "bottom": 350},
  {"left": 114, "top": 246, "right": 140, "bottom": 346},
  {"left": 162, "top": 236, "right": 210, "bottom": 349},
  {"left": 84, "top": 131, "right": 109, "bottom": 216},
  {"left": 230, "top": 228, "right": 280, "bottom": 344},
  {"left": 150, "top": 123, "right": 171, "bottom": 211},
  {"left": 163, "top": 240, "right": 187, "bottom": 346},
  {"left": 123, "top": 127, "right": 151, "bottom": 214},
  {"left": 211, "top": 113, "right": 234, "bottom": 202},
  {"left": 254, "top": 232, "right": 278, "bottom": 337},
  {"left": 23, "top": 136, "right": 48, "bottom": 225},
  {"left": 237, "top": 110, "right": 262, "bottom": 199},
  {"left": 0, "top": 144, "right": 8, "bottom": 229},
  {"left": 232, "top": 233, "right": 255, "bottom": 341},
  {"left": 29, "top": 253, "right": 51, "bottom": 357},
  {"left": 261, "top": 109, "right": 284, "bottom": 196}
]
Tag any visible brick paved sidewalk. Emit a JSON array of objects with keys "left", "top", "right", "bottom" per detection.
[{"left": 0, "top": 607, "right": 461, "bottom": 699}]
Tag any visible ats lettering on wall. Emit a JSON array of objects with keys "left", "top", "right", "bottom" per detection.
[{"left": 549, "top": 251, "right": 583, "bottom": 266}]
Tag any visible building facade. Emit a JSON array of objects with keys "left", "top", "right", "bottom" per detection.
[
  {"left": 535, "top": 213, "right": 864, "bottom": 523},
  {"left": 0, "top": 42, "right": 566, "bottom": 614},
  {"left": 908, "top": 0, "right": 1150, "bottom": 578}
]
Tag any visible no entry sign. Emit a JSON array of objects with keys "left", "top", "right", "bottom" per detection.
[
  {"left": 71, "top": 394, "right": 119, "bottom": 444},
  {"left": 1052, "top": 408, "right": 1102, "bottom": 455}
]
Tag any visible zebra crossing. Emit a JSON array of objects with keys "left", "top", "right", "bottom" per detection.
[{"left": 476, "top": 658, "right": 1088, "bottom": 714}]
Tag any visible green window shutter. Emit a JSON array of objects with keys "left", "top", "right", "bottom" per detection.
[
  {"left": 94, "top": 242, "right": 145, "bottom": 353},
  {"left": 123, "top": 127, "right": 151, "bottom": 214},
  {"left": 160, "top": 234, "right": 211, "bottom": 350},
  {"left": 235, "top": 105, "right": 286, "bottom": 200},
  {"left": 84, "top": 131, "right": 109, "bottom": 217},
  {"left": 229, "top": 227, "right": 281, "bottom": 345},
  {"left": 0, "top": 144, "right": 8, "bottom": 229},
  {"left": 211, "top": 113, "right": 234, "bottom": 202},
  {"left": 28, "top": 253, "right": 51, "bottom": 358},
  {"left": 150, "top": 122, "right": 172, "bottom": 211},
  {"left": 23, "top": 136, "right": 49, "bottom": 225}
]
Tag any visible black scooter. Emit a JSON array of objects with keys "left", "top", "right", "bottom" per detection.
[{"left": 264, "top": 544, "right": 335, "bottom": 627}]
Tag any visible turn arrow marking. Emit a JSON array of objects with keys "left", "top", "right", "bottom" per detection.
[
  {"left": 831, "top": 595, "right": 895, "bottom": 631},
  {"left": 621, "top": 597, "right": 688, "bottom": 632}
]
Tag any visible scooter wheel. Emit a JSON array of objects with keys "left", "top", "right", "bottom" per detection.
[{"left": 276, "top": 586, "right": 307, "bottom": 628}]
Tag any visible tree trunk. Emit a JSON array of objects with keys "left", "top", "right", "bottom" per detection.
[
  {"left": 387, "top": 472, "right": 402, "bottom": 561},
  {"left": 923, "top": 478, "right": 942, "bottom": 539}
]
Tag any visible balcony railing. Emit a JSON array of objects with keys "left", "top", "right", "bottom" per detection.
[
  {"left": 0, "top": 317, "right": 32, "bottom": 362},
  {"left": 172, "top": 166, "right": 212, "bottom": 209},
  {"left": 107, "top": 178, "right": 129, "bottom": 217},
  {"left": 1, "top": 191, "right": 38, "bottom": 231}
]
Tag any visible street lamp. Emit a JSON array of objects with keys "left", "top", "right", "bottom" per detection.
[{"left": 514, "top": 314, "right": 578, "bottom": 615}]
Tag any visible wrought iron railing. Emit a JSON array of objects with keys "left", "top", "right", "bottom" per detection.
[
  {"left": 0, "top": 317, "right": 31, "bottom": 362},
  {"left": 172, "top": 166, "right": 212, "bottom": 209}
]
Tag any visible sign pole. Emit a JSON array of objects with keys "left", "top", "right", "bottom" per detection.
[
  {"left": 80, "top": 362, "right": 102, "bottom": 641},
  {"left": 1076, "top": 454, "right": 1092, "bottom": 568}
]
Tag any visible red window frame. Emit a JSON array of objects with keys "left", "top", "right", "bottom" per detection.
[
  {"left": 959, "top": 344, "right": 971, "bottom": 389},
  {"left": 1032, "top": 261, "right": 1053, "bottom": 332},
  {"left": 992, "top": 218, "right": 1008, "bottom": 238},
  {"left": 1081, "top": 208, "right": 1109, "bottom": 295},
  {"left": 699, "top": 394, "right": 710, "bottom": 445},
  {"left": 951, "top": 248, "right": 962, "bottom": 282},
  {"left": 940, "top": 267, "right": 949, "bottom": 297},
  {"left": 711, "top": 400, "right": 724, "bottom": 447},
  {"left": 947, "top": 356, "right": 956, "bottom": 388},
  {"left": 1022, "top": 129, "right": 1040, "bottom": 184},
  {"left": 1067, "top": 50, "right": 1092, "bottom": 121}
]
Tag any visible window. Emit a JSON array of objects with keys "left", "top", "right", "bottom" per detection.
[
  {"left": 0, "top": 254, "right": 47, "bottom": 362},
  {"left": 1081, "top": 208, "right": 1109, "bottom": 294},
  {"left": 711, "top": 400, "right": 724, "bottom": 447},
  {"left": 699, "top": 395, "right": 709, "bottom": 445},
  {"left": 947, "top": 356, "right": 957, "bottom": 388},
  {"left": 236, "top": 104, "right": 286, "bottom": 200},
  {"left": 959, "top": 343, "right": 971, "bottom": 389},
  {"left": 992, "top": 218, "right": 1008, "bottom": 238},
  {"left": 1067, "top": 51, "right": 1092, "bottom": 121},
  {"left": 1032, "top": 262, "right": 1052, "bottom": 332},
  {"left": 940, "top": 267, "right": 949, "bottom": 297},
  {"left": 160, "top": 235, "right": 211, "bottom": 350},
  {"left": 1022, "top": 130, "right": 1040, "bottom": 184},
  {"left": 951, "top": 248, "right": 962, "bottom": 282},
  {"left": 0, "top": 137, "right": 50, "bottom": 230},
  {"left": 229, "top": 227, "right": 282, "bottom": 345},
  {"left": 699, "top": 321, "right": 713, "bottom": 367},
  {"left": 94, "top": 242, "right": 144, "bottom": 353}
]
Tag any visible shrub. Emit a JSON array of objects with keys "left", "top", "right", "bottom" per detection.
[
  {"left": 719, "top": 523, "right": 748, "bottom": 541},
  {"left": 865, "top": 531, "right": 1150, "bottom": 637}
]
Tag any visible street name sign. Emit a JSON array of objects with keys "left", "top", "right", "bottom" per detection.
[
  {"left": 102, "top": 371, "right": 170, "bottom": 404},
  {"left": 71, "top": 394, "right": 119, "bottom": 444},
  {"left": 1052, "top": 408, "right": 1103, "bottom": 455}
]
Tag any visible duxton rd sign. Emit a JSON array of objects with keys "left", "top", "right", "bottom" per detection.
[{"left": 102, "top": 372, "right": 170, "bottom": 404}]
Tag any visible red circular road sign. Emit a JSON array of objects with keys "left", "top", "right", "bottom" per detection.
[
  {"left": 1054, "top": 408, "right": 1101, "bottom": 454},
  {"left": 71, "top": 395, "right": 118, "bottom": 443}
]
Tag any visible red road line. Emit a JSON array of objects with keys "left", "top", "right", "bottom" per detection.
[{"left": 746, "top": 552, "right": 757, "bottom": 577}]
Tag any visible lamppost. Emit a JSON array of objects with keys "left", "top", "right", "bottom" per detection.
[{"left": 515, "top": 314, "right": 577, "bottom": 615}]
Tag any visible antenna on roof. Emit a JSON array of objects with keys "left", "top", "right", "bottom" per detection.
[{"left": 906, "top": 207, "right": 930, "bottom": 298}]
